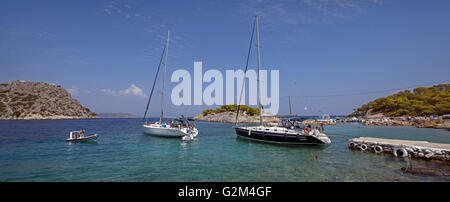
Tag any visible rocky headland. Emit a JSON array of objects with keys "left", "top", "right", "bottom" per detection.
[
  {"left": 0, "top": 80, "right": 98, "bottom": 120},
  {"left": 348, "top": 84, "right": 450, "bottom": 130}
]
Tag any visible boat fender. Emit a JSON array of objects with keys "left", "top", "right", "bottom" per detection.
[
  {"left": 349, "top": 142, "right": 356, "bottom": 148},
  {"left": 393, "top": 148, "right": 408, "bottom": 158},
  {"left": 374, "top": 145, "right": 383, "bottom": 153},
  {"left": 360, "top": 144, "right": 368, "bottom": 151}
]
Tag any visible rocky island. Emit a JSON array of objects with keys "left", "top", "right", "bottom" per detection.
[
  {"left": 194, "top": 104, "right": 281, "bottom": 124},
  {"left": 0, "top": 80, "right": 98, "bottom": 120}
]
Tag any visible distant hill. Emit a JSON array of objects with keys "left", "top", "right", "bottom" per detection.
[
  {"left": 98, "top": 113, "right": 139, "bottom": 118},
  {"left": 349, "top": 84, "right": 450, "bottom": 117},
  {"left": 0, "top": 80, "right": 98, "bottom": 120},
  {"left": 201, "top": 104, "right": 260, "bottom": 116}
]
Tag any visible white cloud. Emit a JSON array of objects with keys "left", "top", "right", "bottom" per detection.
[
  {"left": 67, "top": 87, "right": 91, "bottom": 96},
  {"left": 103, "top": 0, "right": 144, "bottom": 20},
  {"left": 102, "top": 84, "right": 146, "bottom": 98},
  {"left": 81, "top": 89, "right": 91, "bottom": 94},
  {"left": 120, "top": 84, "right": 146, "bottom": 97},
  {"left": 240, "top": 0, "right": 382, "bottom": 25},
  {"left": 101, "top": 89, "right": 115, "bottom": 95},
  {"left": 67, "top": 88, "right": 78, "bottom": 95}
]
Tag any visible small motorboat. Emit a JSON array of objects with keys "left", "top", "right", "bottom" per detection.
[
  {"left": 181, "top": 127, "right": 198, "bottom": 141},
  {"left": 66, "top": 130, "right": 99, "bottom": 142},
  {"left": 182, "top": 133, "right": 194, "bottom": 141}
]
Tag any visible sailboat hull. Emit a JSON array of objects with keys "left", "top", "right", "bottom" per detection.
[
  {"left": 234, "top": 127, "right": 328, "bottom": 145},
  {"left": 142, "top": 125, "right": 185, "bottom": 137}
]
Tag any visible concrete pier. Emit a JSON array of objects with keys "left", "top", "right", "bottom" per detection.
[{"left": 348, "top": 137, "right": 450, "bottom": 161}]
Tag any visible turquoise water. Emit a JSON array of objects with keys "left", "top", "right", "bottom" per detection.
[{"left": 0, "top": 118, "right": 449, "bottom": 182}]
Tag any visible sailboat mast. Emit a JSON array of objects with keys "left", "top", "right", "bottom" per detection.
[
  {"left": 160, "top": 30, "right": 170, "bottom": 123},
  {"left": 288, "top": 96, "right": 292, "bottom": 116},
  {"left": 255, "top": 16, "right": 263, "bottom": 126}
]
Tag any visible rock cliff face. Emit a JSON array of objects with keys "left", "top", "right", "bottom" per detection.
[
  {"left": 194, "top": 111, "right": 281, "bottom": 124},
  {"left": 0, "top": 80, "right": 98, "bottom": 120}
]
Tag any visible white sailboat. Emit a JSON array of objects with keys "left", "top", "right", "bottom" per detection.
[
  {"left": 142, "top": 119, "right": 198, "bottom": 138},
  {"left": 141, "top": 30, "right": 199, "bottom": 138}
]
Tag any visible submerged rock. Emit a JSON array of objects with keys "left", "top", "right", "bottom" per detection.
[{"left": 401, "top": 166, "right": 448, "bottom": 176}]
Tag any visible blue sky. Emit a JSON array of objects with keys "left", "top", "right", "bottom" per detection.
[{"left": 1, "top": 0, "right": 450, "bottom": 117}]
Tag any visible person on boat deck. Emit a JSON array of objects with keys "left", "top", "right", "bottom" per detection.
[
  {"left": 315, "top": 126, "right": 321, "bottom": 132},
  {"left": 320, "top": 123, "right": 324, "bottom": 131},
  {"left": 80, "top": 129, "right": 85, "bottom": 137}
]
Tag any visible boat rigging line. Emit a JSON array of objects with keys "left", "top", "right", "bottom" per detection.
[
  {"left": 284, "top": 79, "right": 450, "bottom": 98},
  {"left": 234, "top": 18, "right": 256, "bottom": 125},
  {"left": 142, "top": 36, "right": 168, "bottom": 123}
]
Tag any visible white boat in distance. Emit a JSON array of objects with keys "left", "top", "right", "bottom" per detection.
[{"left": 141, "top": 30, "right": 199, "bottom": 138}]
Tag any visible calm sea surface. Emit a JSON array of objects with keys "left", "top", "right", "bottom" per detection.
[{"left": 0, "top": 118, "right": 449, "bottom": 182}]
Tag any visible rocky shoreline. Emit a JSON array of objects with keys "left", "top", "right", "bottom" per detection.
[
  {"left": 194, "top": 111, "right": 281, "bottom": 124},
  {"left": 353, "top": 114, "right": 450, "bottom": 130},
  {"left": 1, "top": 115, "right": 100, "bottom": 121}
]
